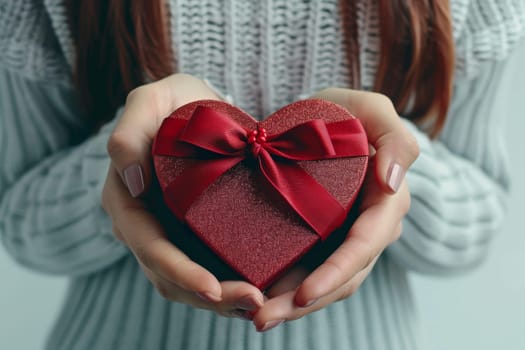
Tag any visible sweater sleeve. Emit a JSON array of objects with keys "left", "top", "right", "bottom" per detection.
[
  {"left": 0, "top": 66, "right": 128, "bottom": 276},
  {"left": 453, "top": 0, "right": 525, "bottom": 79},
  {"left": 386, "top": 46, "right": 523, "bottom": 275}
]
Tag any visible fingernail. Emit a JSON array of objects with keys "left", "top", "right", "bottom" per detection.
[
  {"left": 123, "top": 163, "right": 145, "bottom": 198},
  {"left": 258, "top": 319, "right": 285, "bottom": 332},
  {"left": 196, "top": 291, "right": 221, "bottom": 303},
  {"left": 387, "top": 162, "right": 405, "bottom": 193},
  {"left": 302, "top": 298, "right": 318, "bottom": 308},
  {"left": 235, "top": 295, "right": 261, "bottom": 311}
]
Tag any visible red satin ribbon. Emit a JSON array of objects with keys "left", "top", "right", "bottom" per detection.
[{"left": 153, "top": 106, "right": 368, "bottom": 240}]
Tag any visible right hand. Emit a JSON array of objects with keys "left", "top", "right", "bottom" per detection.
[{"left": 102, "top": 74, "right": 264, "bottom": 320}]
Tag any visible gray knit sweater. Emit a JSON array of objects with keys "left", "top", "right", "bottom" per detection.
[{"left": 1, "top": 1, "right": 524, "bottom": 349}]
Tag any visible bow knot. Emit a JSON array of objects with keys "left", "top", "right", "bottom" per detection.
[
  {"left": 247, "top": 126, "right": 267, "bottom": 157},
  {"left": 153, "top": 105, "right": 369, "bottom": 240}
]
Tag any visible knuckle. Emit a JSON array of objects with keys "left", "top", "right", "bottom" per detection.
[
  {"left": 126, "top": 83, "right": 164, "bottom": 116},
  {"left": 323, "top": 256, "right": 346, "bottom": 279},
  {"left": 172, "top": 73, "right": 197, "bottom": 82},
  {"left": 126, "top": 85, "right": 150, "bottom": 104},
  {"left": 354, "top": 92, "right": 396, "bottom": 120},
  {"left": 106, "top": 131, "right": 130, "bottom": 160},
  {"left": 378, "top": 93, "right": 395, "bottom": 109},
  {"left": 368, "top": 92, "right": 395, "bottom": 110}
]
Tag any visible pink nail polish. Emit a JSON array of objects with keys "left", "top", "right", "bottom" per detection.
[
  {"left": 257, "top": 319, "right": 285, "bottom": 332},
  {"left": 195, "top": 291, "right": 221, "bottom": 303},
  {"left": 123, "top": 163, "right": 145, "bottom": 198},
  {"left": 302, "top": 298, "right": 318, "bottom": 308},
  {"left": 387, "top": 162, "right": 405, "bottom": 193}
]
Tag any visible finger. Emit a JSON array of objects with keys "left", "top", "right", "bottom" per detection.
[
  {"left": 146, "top": 271, "right": 263, "bottom": 320},
  {"left": 312, "top": 88, "right": 420, "bottom": 193},
  {"left": 218, "top": 281, "right": 264, "bottom": 311},
  {"left": 107, "top": 166, "right": 222, "bottom": 299},
  {"left": 140, "top": 263, "right": 214, "bottom": 307},
  {"left": 265, "top": 267, "right": 310, "bottom": 299},
  {"left": 294, "top": 183, "right": 409, "bottom": 306},
  {"left": 253, "top": 256, "right": 377, "bottom": 332},
  {"left": 213, "top": 281, "right": 265, "bottom": 320},
  {"left": 107, "top": 74, "right": 221, "bottom": 197}
]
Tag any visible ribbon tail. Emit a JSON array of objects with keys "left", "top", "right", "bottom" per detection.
[
  {"left": 164, "top": 157, "right": 243, "bottom": 220},
  {"left": 258, "top": 151, "right": 347, "bottom": 240}
]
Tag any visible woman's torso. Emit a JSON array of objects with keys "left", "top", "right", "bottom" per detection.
[{"left": 44, "top": 1, "right": 421, "bottom": 349}]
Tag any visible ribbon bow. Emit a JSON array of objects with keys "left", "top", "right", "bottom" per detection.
[{"left": 153, "top": 106, "right": 368, "bottom": 240}]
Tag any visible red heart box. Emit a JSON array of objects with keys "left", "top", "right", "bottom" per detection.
[{"left": 152, "top": 99, "right": 368, "bottom": 290}]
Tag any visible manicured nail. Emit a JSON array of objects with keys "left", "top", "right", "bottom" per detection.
[
  {"left": 387, "top": 162, "right": 405, "bottom": 193},
  {"left": 196, "top": 291, "right": 221, "bottom": 303},
  {"left": 123, "top": 163, "right": 145, "bottom": 198},
  {"left": 258, "top": 319, "right": 285, "bottom": 332},
  {"left": 235, "top": 295, "right": 261, "bottom": 311},
  {"left": 302, "top": 298, "right": 318, "bottom": 308}
]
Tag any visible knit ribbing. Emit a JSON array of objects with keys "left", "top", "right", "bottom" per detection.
[
  {"left": 44, "top": 254, "right": 416, "bottom": 350},
  {"left": 224, "top": 0, "right": 263, "bottom": 116}
]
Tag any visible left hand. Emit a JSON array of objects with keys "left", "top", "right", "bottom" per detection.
[{"left": 251, "top": 88, "right": 418, "bottom": 332}]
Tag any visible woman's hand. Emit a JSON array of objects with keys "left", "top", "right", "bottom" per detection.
[
  {"left": 102, "top": 74, "right": 264, "bottom": 320},
  {"left": 252, "top": 88, "right": 419, "bottom": 331}
]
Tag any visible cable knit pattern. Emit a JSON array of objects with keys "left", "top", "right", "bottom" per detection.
[
  {"left": 355, "top": 0, "right": 380, "bottom": 90},
  {"left": 1, "top": 1, "right": 525, "bottom": 349},
  {"left": 42, "top": 0, "right": 75, "bottom": 70},
  {"left": 0, "top": 0, "right": 69, "bottom": 82},
  {"left": 455, "top": 0, "right": 525, "bottom": 77},
  {"left": 224, "top": 0, "right": 262, "bottom": 116}
]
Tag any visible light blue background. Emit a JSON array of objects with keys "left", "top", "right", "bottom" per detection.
[{"left": 1, "top": 44, "right": 524, "bottom": 350}]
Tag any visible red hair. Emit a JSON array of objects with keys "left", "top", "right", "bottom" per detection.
[{"left": 66, "top": 0, "right": 454, "bottom": 137}]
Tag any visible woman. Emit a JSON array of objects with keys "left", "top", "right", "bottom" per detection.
[{"left": 1, "top": 0, "right": 523, "bottom": 349}]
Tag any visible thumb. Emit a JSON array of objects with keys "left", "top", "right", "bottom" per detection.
[
  {"left": 372, "top": 122, "right": 420, "bottom": 193},
  {"left": 106, "top": 83, "right": 167, "bottom": 198},
  {"left": 312, "top": 88, "right": 420, "bottom": 193},
  {"left": 107, "top": 74, "right": 222, "bottom": 197}
]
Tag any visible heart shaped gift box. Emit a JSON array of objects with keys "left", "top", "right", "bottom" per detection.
[{"left": 152, "top": 99, "right": 368, "bottom": 290}]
